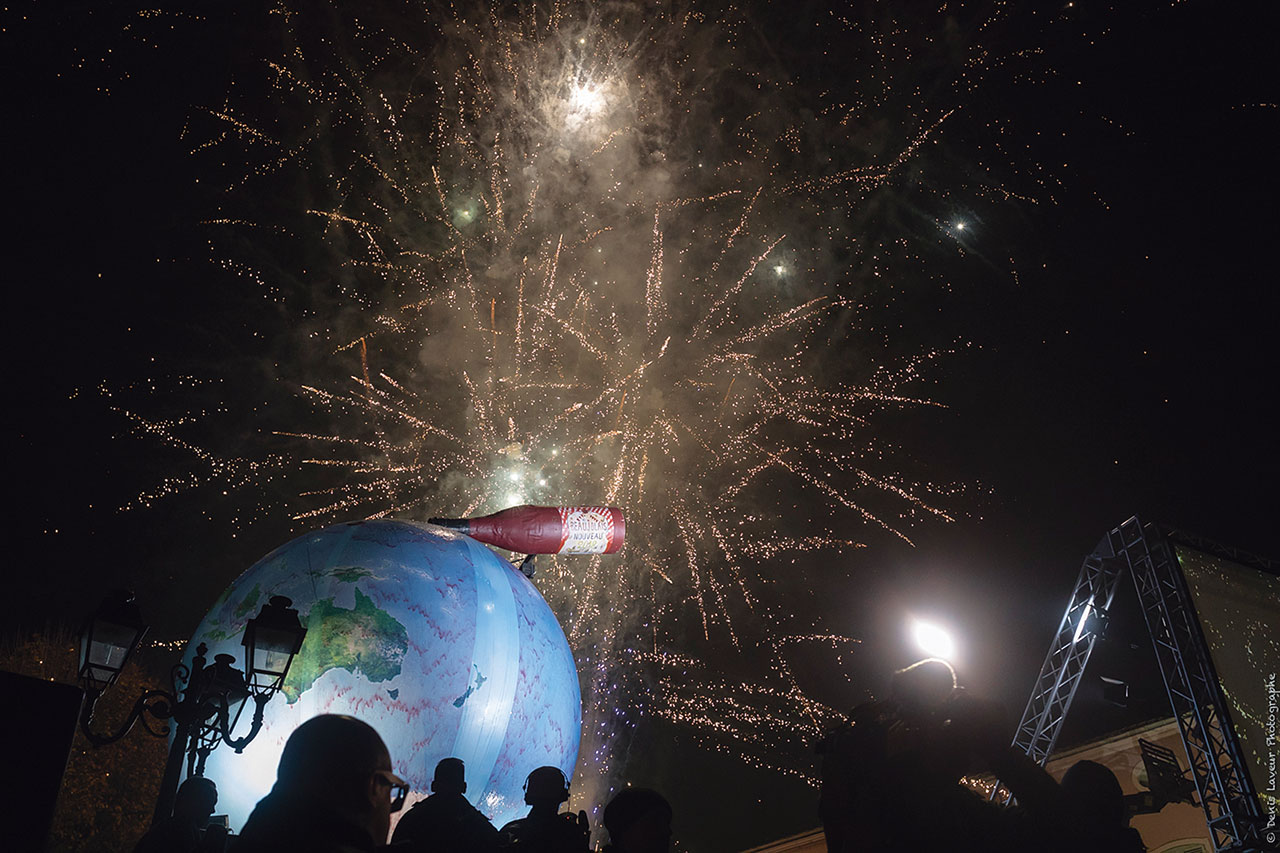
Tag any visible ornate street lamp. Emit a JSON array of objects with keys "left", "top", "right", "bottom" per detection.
[
  {"left": 77, "top": 590, "right": 148, "bottom": 692},
  {"left": 76, "top": 591, "right": 307, "bottom": 825},
  {"left": 241, "top": 596, "right": 306, "bottom": 696}
]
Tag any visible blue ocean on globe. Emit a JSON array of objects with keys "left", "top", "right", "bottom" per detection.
[{"left": 180, "top": 519, "right": 582, "bottom": 832}]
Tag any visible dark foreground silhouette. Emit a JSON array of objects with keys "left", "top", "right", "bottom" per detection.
[
  {"left": 133, "top": 776, "right": 220, "bottom": 853},
  {"left": 602, "top": 788, "right": 672, "bottom": 853},
  {"left": 157, "top": 686, "right": 1148, "bottom": 853},
  {"left": 497, "top": 766, "right": 590, "bottom": 853},
  {"left": 236, "top": 714, "right": 408, "bottom": 853},
  {"left": 391, "top": 756, "right": 499, "bottom": 853},
  {"left": 817, "top": 658, "right": 1148, "bottom": 853}
]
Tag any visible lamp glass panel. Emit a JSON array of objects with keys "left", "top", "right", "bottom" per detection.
[
  {"left": 255, "top": 648, "right": 293, "bottom": 679},
  {"left": 252, "top": 625, "right": 300, "bottom": 669},
  {"left": 91, "top": 621, "right": 137, "bottom": 665},
  {"left": 82, "top": 619, "right": 140, "bottom": 686},
  {"left": 245, "top": 623, "right": 301, "bottom": 691}
]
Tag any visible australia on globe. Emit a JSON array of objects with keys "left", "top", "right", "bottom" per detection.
[{"left": 181, "top": 519, "right": 582, "bottom": 831}]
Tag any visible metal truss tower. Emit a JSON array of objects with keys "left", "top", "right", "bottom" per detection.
[{"left": 1003, "top": 517, "right": 1271, "bottom": 853}]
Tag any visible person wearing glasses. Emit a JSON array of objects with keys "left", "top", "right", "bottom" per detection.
[{"left": 236, "top": 714, "right": 409, "bottom": 852}]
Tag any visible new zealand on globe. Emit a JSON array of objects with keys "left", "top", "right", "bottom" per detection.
[{"left": 184, "top": 519, "right": 583, "bottom": 830}]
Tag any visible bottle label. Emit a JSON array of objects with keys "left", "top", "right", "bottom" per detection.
[{"left": 558, "top": 507, "right": 617, "bottom": 554}]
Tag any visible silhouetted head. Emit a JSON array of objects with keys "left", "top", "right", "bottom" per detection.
[
  {"left": 433, "top": 757, "right": 467, "bottom": 795},
  {"left": 1061, "top": 760, "right": 1126, "bottom": 828},
  {"left": 604, "top": 788, "right": 672, "bottom": 853},
  {"left": 890, "top": 658, "right": 957, "bottom": 718},
  {"left": 524, "top": 766, "right": 569, "bottom": 809},
  {"left": 274, "top": 714, "right": 406, "bottom": 845},
  {"left": 173, "top": 776, "right": 218, "bottom": 825},
  {"left": 934, "top": 691, "right": 1009, "bottom": 779}
]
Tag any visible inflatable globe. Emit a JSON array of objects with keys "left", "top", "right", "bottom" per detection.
[{"left": 181, "top": 520, "right": 582, "bottom": 831}]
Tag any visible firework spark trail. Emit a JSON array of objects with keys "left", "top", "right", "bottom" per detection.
[{"left": 102, "top": 0, "right": 1051, "bottom": 806}]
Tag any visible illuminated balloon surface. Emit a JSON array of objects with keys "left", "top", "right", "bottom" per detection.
[{"left": 181, "top": 520, "right": 581, "bottom": 831}]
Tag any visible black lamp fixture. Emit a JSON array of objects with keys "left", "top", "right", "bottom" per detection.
[
  {"left": 241, "top": 596, "right": 306, "bottom": 696},
  {"left": 205, "top": 652, "right": 253, "bottom": 740},
  {"left": 76, "top": 591, "right": 307, "bottom": 825},
  {"left": 212, "top": 597, "right": 307, "bottom": 761},
  {"left": 77, "top": 590, "right": 149, "bottom": 692}
]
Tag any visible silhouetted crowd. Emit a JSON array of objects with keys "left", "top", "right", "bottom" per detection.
[
  {"left": 135, "top": 659, "right": 1147, "bottom": 853},
  {"left": 134, "top": 714, "right": 670, "bottom": 853},
  {"left": 818, "top": 658, "right": 1147, "bottom": 853}
]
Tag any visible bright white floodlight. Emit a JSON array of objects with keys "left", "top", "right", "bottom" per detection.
[{"left": 911, "top": 619, "right": 956, "bottom": 660}]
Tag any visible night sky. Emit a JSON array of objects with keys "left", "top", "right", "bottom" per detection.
[{"left": 4, "top": 1, "right": 1277, "bottom": 850}]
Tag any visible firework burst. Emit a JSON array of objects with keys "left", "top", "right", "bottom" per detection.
[{"left": 106, "top": 0, "right": 1042, "bottom": 802}]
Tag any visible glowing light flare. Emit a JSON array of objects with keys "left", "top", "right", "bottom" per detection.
[
  {"left": 911, "top": 619, "right": 956, "bottom": 660},
  {"left": 1073, "top": 601, "right": 1094, "bottom": 643},
  {"left": 569, "top": 81, "right": 607, "bottom": 116},
  {"left": 563, "top": 76, "right": 616, "bottom": 132}
]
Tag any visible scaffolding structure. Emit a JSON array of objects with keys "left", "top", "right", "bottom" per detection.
[{"left": 1004, "top": 517, "right": 1272, "bottom": 853}]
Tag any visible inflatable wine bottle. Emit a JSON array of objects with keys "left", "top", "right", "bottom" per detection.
[{"left": 428, "top": 504, "right": 625, "bottom": 555}]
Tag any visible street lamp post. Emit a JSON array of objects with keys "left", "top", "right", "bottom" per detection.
[
  {"left": 77, "top": 592, "right": 306, "bottom": 826},
  {"left": 77, "top": 590, "right": 149, "bottom": 694}
]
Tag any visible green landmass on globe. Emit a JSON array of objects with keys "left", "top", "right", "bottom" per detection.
[
  {"left": 200, "top": 583, "right": 261, "bottom": 642},
  {"left": 282, "top": 588, "right": 409, "bottom": 703},
  {"left": 233, "top": 584, "right": 263, "bottom": 621}
]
